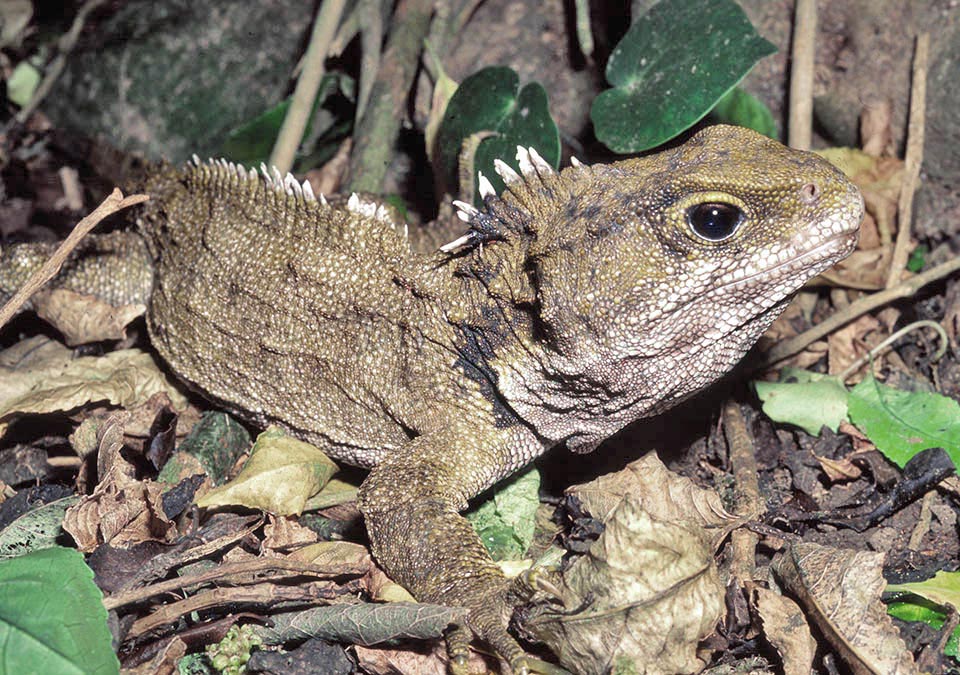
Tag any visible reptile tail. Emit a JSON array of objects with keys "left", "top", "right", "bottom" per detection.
[{"left": 0, "top": 232, "right": 154, "bottom": 314}]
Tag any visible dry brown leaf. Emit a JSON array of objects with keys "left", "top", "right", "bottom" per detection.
[
  {"left": 32, "top": 287, "right": 145, "bottom": 346},
  {"left": 291, "top": 541, "right": 373, "bottom": 572},
  {"left": 120, "top": 636, "right": 186, "bottom": 675},
  {"left": 839, "top": 420, "right": 878, "bottom": 453},
  {"left": 828, "top": 314, "right": 882, "bottom": 376},
  {"left": 262, "top": 514, "right": 319, "bottom": 554},
  {"left": 63, "top": 412, "right": 178, "bottom": 552},
  {"left": 772, "top": 542, "right": 918, "bottom": 675},
  {"left": 0, "top": 336, "right": 187, "bottom": 424},
  {"left": 354, "top": 641, "right": 494, "bottom": 675},
  {"left": 569, "top": 453, "right": 738, "bottom": 537},
  {"left": 525, "top": 495, "right": 724, "bottom": 674},
  {"left": 753, "top": 586, "right": 816, "bottom": 675},
  {"left": 814, "top": 454, "right": 863, "bottom": 482}
]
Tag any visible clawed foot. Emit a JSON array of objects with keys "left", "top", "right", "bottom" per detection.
[{"left": 443, "top": 580, "right": 570, "bottom": 675}]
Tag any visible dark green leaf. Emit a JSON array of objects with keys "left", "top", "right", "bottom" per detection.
[
  {"left": 0, "top": 496, "right": 78, "bottom": 559},
  {"left": 907, "top": 245, "right": 928, "bottom": 273},
  {"left": 848, "top": 374, "right": 960, "bottom": 469},
  {"left": 887, "top": 600, "right": 959, "bottom": 656},
  {"left": 220, "top": 74, "right": 346, "bottom": 166},
  {"left": 0, "top": 547, "right": 118, "bottom": 674},
  {"left": 591, "top": 0, "right": 776, "bottom": 152},
  {"left": 436, "top": 66, "right": 559, "bottom": 200},
  {"left": 709, "top": 87, "right": 777, "bottom": 138}
]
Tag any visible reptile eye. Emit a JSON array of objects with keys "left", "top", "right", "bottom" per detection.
[{"left": 686, "top": 202, "right": 744, "bottom": 242}]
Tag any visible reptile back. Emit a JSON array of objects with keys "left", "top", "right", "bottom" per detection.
[{"left": 138, "top": 161, "right": 464, "bottom": 467}]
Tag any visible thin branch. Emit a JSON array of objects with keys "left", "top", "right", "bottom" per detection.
[
  {"left": 345, "top": 0, "right": 434, "bottom": 193},
  {"left": 723, "top": 401, "right": 762, "bottom": 583},
  {"left": 837, "top": 319, "right": 947, "bottom": 381},
  {"left": 269, "top": 0, "right": 348, "bottom": 174},
  {"left": 104, "top": 556, "right": 360, "bottom": 611},
  {"left": 787, "top": 0, "right": 817, "bottom": 149},
  {"left": 758, "top": 254, "right": 960, "bottom": 368},
  {"left": 0, "top": 189, "right": 148, "bottom": 329},
  {"left": 14, "top": 0, "right": 109, "bottom": 124},
  {"left": 885, "top": 33, "right": 929, "bottom": 289}
]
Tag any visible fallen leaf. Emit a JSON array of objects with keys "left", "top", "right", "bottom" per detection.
[
  {"left": 354, "top": 641, "right": 495, "bottom": 675},
  {"left": 772, "top": 542, "right": 918, "bottom": 674},
  {"left": 753, "top": 586, "right": 816, "bottom": 675},
  {"left": 63, "top": 413, "right": 177, "bottom": 552},
  {"left": 255, "top": 603, "right": 468, "bottom": 647},
  {"left": 122, "top": 636, "right": 186, "bottom": 675},
  {"left": 848, "top": 374, "right": 960, "bottom": 469},
  {"left": 289, "top": 539, "right": 368, "bottom": 566},
  {"left": 814, "top": 453, "right": 863, "bottom": 482},
  {"left": 524, "top": 495, "right": 724, "bottom": 674},
  {"left": 887, "top": 570, "right": 960, "bottom": 612},
  {"left": 828, "top": 314, "right": 882, "bottom": 377},
  {"left": 32, "top": 287, "right": 144, "bottom": 346},
  {"left": 196, "top": 426, "right": 337, "bottom": 516},
  {"left": 262, "top": 514, "right": 319, "bottom": 554},
  {"left": 754, "top": 369, "right": 849, "bottom": 436},
  {"left": 0, "top": 336, "right": 187, "bottom": 424},
  {"left": 569, "top": 453, "right": 737, "bottom": 536},
  {"left": 465, "top": 466, "right": 540, "bottom": 561}
]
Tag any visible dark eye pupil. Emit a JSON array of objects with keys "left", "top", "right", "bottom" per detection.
[{"left": 686, "top": 202, "right": 743, "bottom": 241}]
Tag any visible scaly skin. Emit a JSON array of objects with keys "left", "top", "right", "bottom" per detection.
[{"left": 0, "top": 126, "right": 862, "bottom": 671}]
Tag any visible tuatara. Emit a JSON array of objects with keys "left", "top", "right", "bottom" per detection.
[{"left": 0, "top": 125, "right": 862, "bottom": 671}]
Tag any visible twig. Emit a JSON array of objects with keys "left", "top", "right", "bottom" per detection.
[
  {"left": 837, "top": 319, "right": 947, "bottom": 381},
  {"left": 787, "top": 0, "right": 817, "bottom": 150},
  {"left": 722, "top": 401, "right": 762, "bottom": 582},
  {"left": 885, "top": 33, "right": 929, "bottom": 289},
  {"left": 0, "top": 189, "right": 148, "bottom": 330},
  {"left": 269, "top": 0, "right": 348, "bottom": 174},
  {"left": 907, "top": 490, "right": 935, "bottom": 551},
  {"left": 345, "top": 0, "right": 434, "bottom": 193},
  {"left": 758, "top": 254, "right": 960, "bottom": 368},
  {"left": 14, "top": 0, "right": 109, "bottom": 124},
  {"left": 125, "top": 583, "right": 335, "bottom": 640},
  {"left": 104, "top": 556, "right": 360, "bottom": 611}
]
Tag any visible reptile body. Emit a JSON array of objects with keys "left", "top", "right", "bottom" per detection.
[{"left": 0, "top": 125, "right": 863, "bottom": 671}]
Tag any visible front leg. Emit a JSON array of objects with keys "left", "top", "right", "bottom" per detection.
[{"left": 357, "top": 424, "right": 543, "bottom": 672}]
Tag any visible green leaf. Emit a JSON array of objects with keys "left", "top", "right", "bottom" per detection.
[
  {"left": 466, "top": 467, "right": 540, "bottom": 561},
  {"left": 907, "top": 245, "right": 927, "bottom": 273},
  {"left": 887, "top": 600, "right": 960, "bottom": 657},
  {"left": 848, "top": 374, "right": 960, "bottom": 468},
  {"left": 256, "top": 603, "right": 468, "bottom": 646},
  {"left": 754, "top": 369, "right": 849, "bottom": 435},
  {"left": 7, "top": 60, "right": 40, "bottom": 108},
  {"left": 709, "top": 86, "right": 777, "bottom": 138},
  {"left": 436, "top": 66, "right": 560, "bottom": 200},
  {"left": 0, "top": 547, "right": 119, "bottom": 674},
  {"left": 591, "top": 0, "right": 776, "bottom": 153},
  {"left": 887, "top": 570, "right": 960, "bottom": 610}
]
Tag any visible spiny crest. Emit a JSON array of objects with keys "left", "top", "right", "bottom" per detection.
[
  {"left": 441, "top": 146, "right": 588, "bottom": 253},
  {"left": 186, "top": 157, "right": 397, "bottom": 228}
]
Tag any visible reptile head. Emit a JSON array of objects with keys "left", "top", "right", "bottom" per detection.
[{"left": 450, "top": 124, "right": 863, "bottom": 450}]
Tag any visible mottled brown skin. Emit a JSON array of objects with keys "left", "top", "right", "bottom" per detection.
[{"left": 0, "top": 126, "right": 862, "bottom": 672}]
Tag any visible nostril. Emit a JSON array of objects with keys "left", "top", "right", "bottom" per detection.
[{"left": 800, "top": 182, "right": 819, "bottom": 203}]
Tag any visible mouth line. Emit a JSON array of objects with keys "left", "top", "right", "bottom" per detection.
[{"left": 715, "top": 230, "right": 858, "bottom": 294}]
